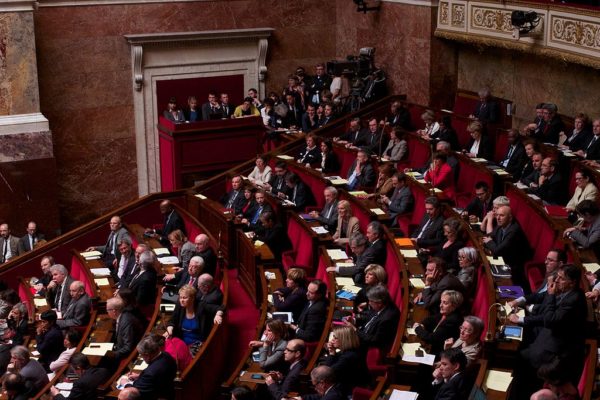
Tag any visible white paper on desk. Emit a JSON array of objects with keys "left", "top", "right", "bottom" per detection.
[
  {"left": 344, "top": 285, "right": 361, "bottom": 294},
  {"left": 389, "top": 389, "right": 419, "bottom": 400},
  {"left": 330, "top": 178, "right": 349, "bottom": 185},
  {"left": 267, "top": 294, "right": 273, "bottom": 304},
  {"left": 335, "top": 262, "right": 355, "bottom": 268},
  {"left": 495, "top": 169, "right": 509, "bottom": 176},
  {"left": 254, "top": 240, "right": 265, "bottom": 247},
  {"left": 583, "top": 263, "right": 600, "bottom": 274},
  {"left": 55, "top": 382, "right": 73, "bottom": 391},
  {"left": 94, "top": 278, "right": 110, "bottom": 286},
  {"left": 348, "top": 191, "right": 369, "bottom": 197},
  {"left": 471, "top": 158, "right": 487, "bottom": 163},
  {"left": 401, "top": 249, "right": 418, "bottom": 258},
  {"left": 335, "top": 277, "right": 355, "bottom": 287},
  {"left": 416, "top": 179, "right": 427, "bottom": 184},
  {"left": 409, "top": 278, "right": 425, "bottom": 289},
  {"left": 132, "top": 360, "right": 148, "bottom": 371},
  {"left": 401, "top": 342, "right": 421, "bottom": 356},
  {"left": 84, "top": 256, "right": 101, "bottom": 260},
  {"left": 277, "top": 154, "right": 294, "bottom": 160},
  {"left": 160, "top": 303, "right": 176, "bottom": 312},
  {"left": 80, "top": 250, "right": 102, "bottom": 258},
  {"left": 282, "top": 200, "right": 296, "bottom": 207},
  {"left": 483, "top": 370, "right": 513, "bottom": 392},
  {"left": 327, "top": 249, "right": 348, "bottom": 260},
  {"left": 326, "top": 176, "right": 343, "bottom": 181},
  {"left": 487, "top": 256, "right": 506, "bottom": 265},
  {"left": 432, "top": 188, "right": 443, "bottom": 194},
  {"left": 194, "top": 193, "right": 207, "bottom": 200},
  {"left": 90, "top": 268, "right": 111, "bottom": 277},
  {"left": 563, "top": 151, "right": 576, "bottom": 157},
  {"left": 514, "top": 182, "right": 528, "bottom": 190},
  {"left": 153, "top": 248, "right": 170, "bottom": 256},
  {"left": 312, "top": 226, "right": 329, "bottom": 234},
  {"left": 59, "top": 391, "right": 71, "bottom": 397},
  {"left": 158, "top": 256, "right": 180, "bottom": 265},
  {"left": 402, "top": 353, "right": 435, "bottom": 365},
  {"left": 33, "top": 298, "right": 47, "bottom": 307},
  {"left": 370, "top": 208, "right": 385, "bottom": 215},
  {"left": 82, "top": 342, "right": 114, "bottom": 356}
]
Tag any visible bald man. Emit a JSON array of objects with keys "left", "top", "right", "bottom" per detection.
[{"left": 86, "top": 215, "right": 131, "bottom": 268}]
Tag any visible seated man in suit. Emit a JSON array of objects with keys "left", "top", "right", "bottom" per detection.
[
  {"left": 346, "top": 149, "right": 376, "bottom": 190},
  {"left": 327, "top": 233, "right": 376, "bottom": 285},
  {"left": 461, "top": 181, "right": 493, "bottom": 223},
  {"left": 0, "top": 224, "right": 21, "bottom": 264},
  {"left": 35, "top": 310, "right": 65, "bottom": 371},
  {"left": 221, "top": 175, "right": 246, "bottom": 215},
  {"left": 220, "top": 93, "right": 234, "bottom": 119},
  {"left": 382, "top": 100, "right": 412, "bottom": 130},
  {"left": 17, "top": 221, "right": 45, "bottom": 254},
  {"left": 266, "top": 161, "right": 291, "bottom": 197},
  {"left": 346, "top": 285, "right": 400, "bottom": 350},
  {"left": 470, "top": 87, "right": 499, "bottom": 125},
  {"left": 308, "top": 186, "right": 339, "bottom": 232},
  {"left": 86, "top": 215, "right": 131, "bottom": 269},
  {"left": 530, "top": 158, "right": 564, "bottom": 205},
  {"left": 253, "top": 211, "right": 291, "bottom": 260},
  {"left": 192, "top": 234, "right": 217, "bottom": 277},
  {"left": 431, "top": 348, "right": 470, "bottom": 400},
  {"left": 162, "top": 255, "right": 204, "bottom": 298},
  {"left": 334, "top": 118, "right": 365, "bottom": 148},
  {"left": 128, "top": 335, "right": 177, "bottom": 400},
  {"left": 564, "top": 200, "right": 600, "bottom": 260},
  {"left": 278, "top": 173, "right": 314, "bottom": 211},
  {"left": 414, "top": 257, "right": 465, "bottom": 314},
  {"left": 46, "top": 264, "right": 74, "bottom": 315},
  {"left": 56, "top": 281, "right": 91, "bottom": 329},
  {"left": 33, "top": 255, "right": 54, "bottom": 295},
  {"left": 520, "top": 152, "right": 543, "bottom": 187},
  {"left": 201, "top": 91, "right": 222, "bottom": 120},
  {"left": 106, "top": 297, "right": 144, "bottom": 363},
  {"left": 499, "top": 129, "right": 527, "bottom": 179},
  {"left": 128, "top": 250, "right": 158, "bottom": 307},
  {"left": 576, "top": 119, "right": 600, "bottom": 160},
  {"left": 3, "top": 373, "right": 29, "bottom": 400},
  {"left": 241, "top": 189, "right": 274, "bottom": 232},
  {"left": 265, "top": 339, "right": 307, "bottom": 400},
  {"left": 483, "top": 205, "right": 532, "bottom": 289},
  {"left": 364, "top": 221, "right": 387, "bottom": 266},
  {"left": 290, "top": 280, "right": 327, "bottom": 343},
  {"left": 360, "top": 117, "right": 388, "bottom": 156},
  {"left": 196, "top": 273, "right": 225, "bottom": 332},
  {"left": 411, "top": 196, "right": 445, "bottom": 249},
  {"left": 302, "top": 365, "right": 345, "bottom": 400},
  {"left": 9, "top": 345, "right": 49, "bottom": 397},
  {"left": 114, "top": 238, "right": 136, "bottom": 285},
  {"left": 381, "top": 172, "right": 414, "bottom": 227},
  {"left": 144, "top": 200, "right": 186, "bottom": 248},
  {"left": 50, "top": 353, "right": 110, "bottom": 400}
]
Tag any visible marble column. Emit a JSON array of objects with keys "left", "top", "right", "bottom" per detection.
[{"left": 0, "top": 0, "right": 60, "bottom": 238}]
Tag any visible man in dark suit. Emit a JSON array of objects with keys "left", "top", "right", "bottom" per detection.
[
  {"left": 328, "top": 233, "right": 377, "bottom": 285},
  {"left": 417, "top": 257, "right": 465, "bottom": 314},
  {"left": 462, "top": 181, "right": 493, "bottom": 222},
  {"left": 520, "top": 152, "right": 543, "bottom": 187},
  {"left": 114, "top": 238, "right": 137, "bottom": 285},
  {"left": 128, "top": 250, "right": 158, "bottom": 306},
  {"left": 254, "top": 212, "right": 291, "bottom": 260},
  {"left": 470, "top": 88, "right": 499, "bottom": 125},
  {"left": 201, "top": 91, "right": 222, "bottom": 120},
  {"left": 309, "top": 186, "right": 339, "bottom": 232},
  {"left": 267, "top": 161, "right": 291, "bottom": 197},
  {"left": 359, "top": 117, "right": 388, "bottom": 156},
  {"left": 0, "top": 224, "right": 21, "bottom": 264},
  {"left": 220, "top": 175, "right": 246, "bottom": 215},
  {"left": 193, "top": 234, "right": 217, "bottom": 276},
  {"left": 382, "top": 172, "right": 414, "bottom": 225},
  {"left": 290, "top": 280, "right": 327, "bottom": 342},
  {"left": 283, "top": 93, "right": 304, "bottom": 128},
  {"left": 279, "top": 173, "right": 314, "bottom": 211},
  {"left": 56, "top": 281, "right": 91, "bottom": 329},
  {"left": 129, "top": 336, "right": 177, "bottom": 400},
  {"left": 499, "top": 129, "right": 527, "bottom": 179},
  {"left": 577, "top": 119, "right": 600, "bottom": 160},
  {"left": 220, "top": 93, "right": 234, "bottom": 118},
  {"left": 346, "top": 149, "right": 376, "bottom": 190},
  {"left": 50, "top": 353, "right": 110, "bottom": 400},
  {"left": 46, "top": 264, "right": 74, "bottom": 314},
  {"left": 483, "top": 205, "right": 532, "bottom": 289},
  {"left": 534, "top": 103, "right": 564, "bottom": 145},
  {"left": 383, "top": 100, "right": 412, "bottom": 130},
  {"left": 196, "top": 273, "right": 225, "bottom": 338},
  {"left": 106, "top": 297, "right": 144, "bottom": 362},
  {"left": 306, "top": 63, "right": 331, "bottom": 106},
  {"left": 86, "top": 215, "right": 131, "bottom": 269},
  {"left": 531, "top": 157, "right": 564, "bottom": 205},
  {"left": 432, "top": 348, "right": 470, "bottom": 400},
  {"left": 353, "top": 286, "right": 400, "bottom": 350},
  {"left": 302, "top": 365, "right": 345, "bottom": 400},
  {"left": 335, "top": 118, "right": 365, "bottom": 147},
  {"left": 145, "top": 200, "right": 186, "bottom": 248},
  {"left": 265, "top": 339, "right": 307, "bottom": 400},
  {"left": 411, "top": 196, "right": 445, "bottom": 249},
  {"left": 17, "top": 221, "right": 45, "bottom": 254},
  {"left": 242, "top": 189, "right": 274, "bottom": 232},
  {"left": 364, "top": 221, "right": 387, "bottom": 265}
]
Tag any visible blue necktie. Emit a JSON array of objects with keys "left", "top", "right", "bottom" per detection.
[{"left": 252, "top": 206, "right": 263, "bottom": 224}]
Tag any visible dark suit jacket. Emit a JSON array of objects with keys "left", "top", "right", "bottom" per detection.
[
  {"left": 357, "top": 303, "right": 400, "bottom": 350},
  {"left": 585, "top": 135, "right": 600, "bottom": 160},
  {"left": 314, "top": 200, "right": 338, "bottom": 232},
  {"left": 500, "top": 142, "right": 527, "bottom": 179},
  {"left": 412, "top": 214, "right": 445, "bottom": 248},
  {"left": 415, "top": 310, "right": 462, "bottom": 355},
  {"left": 388, "top": 186, "right": 414, "bottom": 220},
  {"left": 288, "top": 182, "right": 314, "bottom": 211},
  {"left": 54, "top": 367, "right": 111, "bottom": 400},
  {"left": 536, "top": 115, "right": 565, "bottom": 145},
  {"left": 302, "top": 384, "right": 346, "bottom": 400},
  {"left": 432, "top": 372, "right": 470, "bottom": 400},
  {"left": 267, "top": 359, "right": 307, "bottom": 400},
  {"left": 484, "top": 220, "right": 532, "bottom": 268},
  {"left": 183, "top": 107, "right": 201, "bottom": 122},
  {"left": 343, "top": 240, "right": 386, "bottom": 285},
  {"left": 272, "top": 286, "right": 307, "bottom": 322},
  {"left": 322, "top": 349, "right": 369, "bottom": 396},
  {"left": 532, "top": 173, "right": 564, "bottom": 205},
  {"left": 197, "top": 286, "right": 225, "bottom": 334},
  {"left": 361, "top": 130, "right": 388, "bottom": 156},
  {"left": 346, "top": 160, "right": 376, "bottom": 189},
  {"left": 113, "top": 310, "right": 145, "bottom": 360},
  {"left": 301, "top": 113, "right": 318, "bottom": 133},
  {"left": 386, "top": 107, "right": 412, "bottom": 130},
  {"left": 57, "top": 293, "right": 91, "bottom": 328},
  {"left": 284, "top": 104, "right": 304, "bottom": 128},
  {"left": 129, "top": 268, "right": 157, "bottom": 306},
  {"left": 221, "top": 103, "right": 235, "bottom": 119},
  {"left": 255, "top": 223, "right": 291, "bottom": 260},
  {"left": 115, "top": 253, "right": 136, "bottom": 286},
  {"left": 156, "top": 209, "right": 186, "bottom": 246},
  {"left": 36, "top": 324, "right": 65, "bottom": 368},
  {"left": 321, "top": 151, "right": 340, "bottom": 174},
  {"left": 297, "top": 146, "right": 321, "bottom": 166},
  {"left": 296, "top": 298, "right": 327, "bottom": 342},
  {"left": 132, "top": 352, "right": 177, "bottom": 400},
  {"left": 46, "top": 276, "right": 74, "bottom": 314},
  {"left": 197, "top": 247, "right": 217, "bottom": 277},
  {"left": 168, "top": 300, "right": 210, "bottom": 342},
  {"left": 96, "top": 227, "right": 130, "bottom": 266},
  {"left": 473, "top": 100, "right": 499, "bottom": 124},
  {"left": 465, "top": 195, "right": 493, "bottom": 221},
  {"left": 201, "top": 102, "right": 222, "bottom": 120},
  {"left": 564, "top": 129, "right": 592, "bottom": 152},
  {"left": 465, "top": 135, "right": 494, "bottom": 160},
  {"left": 339, "top": 129, "right": 365, "bottom": 145},
  {"left": 421, "top": 273, "right": 465, "bottom": 314},
  {"left": 269, "top": 173, "right": 291, "bottom": 197},
  {"left": 17, "top": 233, "right": 45, "bottom": 253},
  {"left": 220, "top": 189, "right": 246, "bottom": 215}
]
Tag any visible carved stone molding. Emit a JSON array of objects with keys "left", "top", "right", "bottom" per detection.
[
  {"left": 551, "top": 14, "right": 600, "bottom": 51},
  {"left": 0, "top": 0, "right": 37, "bottom": 12},
  {"left": 440, "top": 2, "right": 449, "bottom": 25},
  {"left": 471, "top": 7, "right": 514, "bottom": 33},
  {"left": 131, "top": 45, "right": 143, "bottom": 91},
  {"left": 451, "top": 4, "right": 465, "bottom": 28}
]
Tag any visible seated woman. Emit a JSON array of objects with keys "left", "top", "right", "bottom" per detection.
[
  {"left": 417, "top": 109, "right": 440, "bottom": 139},
  {"left": 480, "top": 196, "right": 510, "bottom": 235},
  {"left": 49, "top": 329, "right": 81, "bottom": 373},
  {"left": 561, "top": 112, "right": 592, "bottom": 152},
  {"left": 165, "top": 285, "right": 205, "bottom": 356},
  {"left": 381, "top": 127, "right": 407, "bottom": 162},
  {"left": 168, "top": 229, "right": 196, "bottom": 271},
  {"left": 248, "top": 319, "right": 288, "bottom": 373},
  {"left": 428, "top": 218, "right": 464, "bottom": 272},
  {"left": 272, "top": 268, "right": 308, "bottom": 322},
  {"left": 163, "top": 97, "right": 185, "bottom": 123},
  {"left": 463, "top": 121, "right": 493, "bottom": 160},
  {"left": 322, "top": 325, "right": 369, "bottom": 396},
  {"left": 413, "top": 290, "right": 464, "bottom": 356},
  {"left": 297, "top": 133, "right": 321, "bottom": 167},
  {"left": 442, "top": 316, "right": 483, "bottom": 364},
  {"left": 353, "top": 264, "right": 387, "bottom": 314},
  {"left": 5, "top": 303, "right": 28, "bottom": 346},
  {"left": 424, "top": 152, "right": 455, "bottom": 200},
  {"left": 565, "top": 169, "right": 598, "bottom": 213},
  {"left": 456, "top": 247, "right": 478, "bottom": 298},
  {"left": 238, "top": 186, "right": 256, "bottom": 218},
  {"left": 433, "top": 115, "right": 459, "bottom": 150},
  {"left": 247, "top": 155, "right": 272, "bottom": 187},
  {"left": 332, "top": 200, "right": 360, "bottom": 246},
  {"left": 319, "top": 139, "right": 340, "bottom": 174},
  {"left": 368, "top": 163, "right": 396, "bottom": 200}
]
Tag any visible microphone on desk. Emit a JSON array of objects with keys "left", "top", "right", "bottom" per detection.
[{"left": 485, "top": 302, "right": 508, "bottom": 342}]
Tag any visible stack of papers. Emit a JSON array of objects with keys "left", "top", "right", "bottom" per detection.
[
  {"left": 82, "top": 342, "right": 114, "bottom": 356},
  {"left": 471, "top": 158, "right": 488, "bottom": 163},
  {"left": 583, "top": 263, "right": 600, "bottom": 274},
  {"left": 311, "top": 226, "right": 329, "bottom": 234},
  {"left": 409, "top": 278, "right": 425, "bottom": 289},
  {"left": 495, "top": 169, "right": 509, "bottom": 176},
  {"left": 400, "top": 249, "right": 418, "bottom": 258},
  {"left": 348, "top": 191, "right": 369, "bottom": 198},
  {"left": 401, "top": 343, "right": 435, "bottom": 365},
  {"left": 194, "top": 193, "right": 207, "bottom": 200},
  {"left": 33, "top": 298, "right": 48, "bottom": 307},
  {"left": 327, "top": 249, "right": 348, "bottom": 260},
  {"left": 153, "top": 248, "right": 170, "bottom": 256},
  {"left": 370, "top": 208, "right": 385, "bottom": 215},
  {"left": 335, "top": 262, "right": 354, "bottom": 268},
  {"left": 158, "top": 256, "right": 180, "bottom": 265},
  {"left": 335, "top": 277, "right": 356, "bottom": 287},
  {"left": 416, "top": 179, "right": 427, "bottom": 184},
  {"left": 80, "top": 250, "right": 102, "bottom": 260},
  {"left": 487, "top": 256, "right": 506, "bottom": 265},
  {"left": 254, "top": 240, "right": 265, "bottom": 247},
  {"left": 276, "top": 154, "right": 293, "bottom": 160},
  {"left": 94, "top": 278, "right": 110, "bottom": 286},
  {"left": 389, "top": 389, "right": 419, "bottom": 400},
  {"left": 329, "top": 178, "right": 349, "bottom": 185},
  {"left": 514, "top": 182, "right": 528, "bottom": 190},
  {"left": 90, "top": 268, "right": 111, "bottom": 277},
  {"left": 282, "top": 200, "right": 296, "bottom": 207},
  {"left": 483, "top": 370, "right": 513, "bottom": 392}
]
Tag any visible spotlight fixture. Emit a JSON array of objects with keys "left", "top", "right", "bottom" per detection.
[
  {"left": 511, "top": 10, "right": 540, "bottom": 35},
  {"left": 353, "top": 0, "right": 381, "bottom": 13}
]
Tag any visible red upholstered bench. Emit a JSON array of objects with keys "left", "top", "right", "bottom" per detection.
[{"left": 282, "top": 213, "right": 316, "bottom": 274}]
